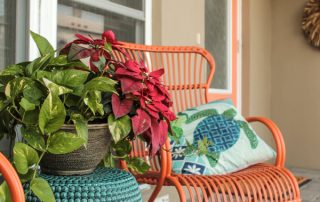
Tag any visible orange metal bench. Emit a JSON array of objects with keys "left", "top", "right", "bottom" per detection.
[
  {"left": 116, "top": 43, "right": 301, "bottom": 202},
  {"left": 0, "top": 152, "right": 25, "bottom": 202}
]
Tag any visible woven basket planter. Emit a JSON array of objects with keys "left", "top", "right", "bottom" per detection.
[{"left": 40, "top": 124, "right": 110, "bottom": 176}]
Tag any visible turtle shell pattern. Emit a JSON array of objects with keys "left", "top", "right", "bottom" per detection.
[{"left": 193, "top": 114, "right": 241, "bottom": 153}]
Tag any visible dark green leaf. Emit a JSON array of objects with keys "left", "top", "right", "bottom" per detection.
[
  {"left": 84, "top": 77, "right": 117, "bottom": 93},
  {"left": 103, "top": 153, "right": 115, "bottom": 168},
  {"left": 108, "top": 114, "right": 131, "bottom": 143},
  {"left": 21, "top": 126, "right": 46, "bottom": 151},
  {"left": 17, "top": 61, "right": 30, "bottom": 68},
  {"left": 13, "top": 143, "right": 39, "bottom": 175},
  {"left": 0, "top": 84, "right": 4, "bottom": 93},
  {"left": 0, "top": 65, "right": 24, "bottom": 76},
  {"left": 0, "top": 65, "right": 24, "bottom": 85},
  {"left": 39, "top": 93, "right": 66, "bottom": 134},
  {"left": 4, "top": 77, "right": 30, "bottom": 99},
  {"left": 126, "top": 157, "right": 150, "bottom": 174},
  {"left": 48, "top": 54, "right": 68, "bottom": 66},
  {"left": 19, "top": 169, "right": 36, "bottom": 183},
  {"left": 23, "top": 82, "right": 43, "bottom": 105},
  {"left": 84, "top": 91, "right": 104, "bottom": 115},
  {"left": 19, "top": 97, "right": 36, "bottom": 111},
  {"left": 49, "top": 55, "right": 89, "bottom": 70},
  {"left": 26, "top": 53, "right": 52, "bottom": 76},
  {"left": 47, "top": 131, "right": 85, "bottom": 154},
  {"left": 114, "top": 139, "right": 132, "bottom": 157},
  {"left": 30, "top": 177, "right": 55, "bottom": 202},
  {"left": 0, "top": 99, "right": 9, "bottom": 112},
  {"left": 30, "top": 31, "right": 54, "bottom": 56},
  {"left": 0, "top": 182, "right": 11, "bottom": 202},
  {"left": 37, "top": 69, "right": 89, "bottom": 88},
  {"left": 71, "top": 113, "right": 88, "bottom": 146},
  {"left": 64, "top": 94, "right": 80, "bottom": 107},
  {"left": 0, "top": 110, "right": 14, "bottom": 139},
  {"left": 22, "top": 108, "right": 40, "bottom": 125}
]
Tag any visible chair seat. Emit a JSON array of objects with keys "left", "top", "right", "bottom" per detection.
[{"left": 136, "top": 164, "right": 300, "bottom": 202}]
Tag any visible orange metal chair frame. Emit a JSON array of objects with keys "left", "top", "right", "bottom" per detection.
[
  {"left": 0, "top": 152, "right": 25, "bottom": 202},
  {"left": 117, "top": 43, "right": 301, "bottom": 202}
]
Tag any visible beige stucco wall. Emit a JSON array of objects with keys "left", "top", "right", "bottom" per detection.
[
  {"left": 243, "top": 0, "right": 274, "bottom": 146},
  {"left": 271, "top": 0, "right": 320, "bottom": 169},
  {"left": 152, "top": 0, "right": 205, "bottom": 46}
]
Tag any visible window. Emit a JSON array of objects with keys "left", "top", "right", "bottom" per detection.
[
  {"left": 205, "top": 0, "right": 230, "bottom": 90},
  {"left": 28, "top": 0, "right": 150, "bottom": 60},
  {"left": 57, "top": 0, "right": 146, "bottom": 50},
  {"left": 205, "top": 0, "right": 241, "bottom": 107},
  {"left": 0, "top": 0, "right": 16, "bottom": 68}
]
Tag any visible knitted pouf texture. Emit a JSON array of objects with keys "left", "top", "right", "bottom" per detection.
[{"left": 24, "top": 168, "right": 142, "bottom": 202}]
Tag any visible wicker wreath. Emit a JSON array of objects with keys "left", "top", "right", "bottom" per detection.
[{"left": 302, "top": 0, "right": 320, "bottom": 48}]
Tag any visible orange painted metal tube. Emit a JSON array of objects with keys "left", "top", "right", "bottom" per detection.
[
  {"left": 0, "top": 152, "right": 25, "bottom": 202},
  {"left": 246, "top": 116, "right": 286, "bottom": 167}
]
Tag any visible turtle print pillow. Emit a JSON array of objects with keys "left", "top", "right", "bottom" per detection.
[{"left": 169, "top": 100, "right": 276, "bottom": 175}]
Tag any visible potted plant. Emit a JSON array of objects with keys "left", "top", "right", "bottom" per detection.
[{"left": 0, "top": 31, "right": 176, "bottom": 201}]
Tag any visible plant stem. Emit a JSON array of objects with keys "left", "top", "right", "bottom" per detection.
[
  {"left": 7, "top": 108, "right": 23, "bottom": 123},
  {"left": 28, "top": 142, "right": 49, "bottom": 194}
]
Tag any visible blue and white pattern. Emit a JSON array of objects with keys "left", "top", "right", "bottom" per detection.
[
  {"left": 182, "top": 162, "right": 205, "bottom": 175},
  {"left": 193, "top": 115, "right": 240, "bottom": 153},
  {"left": 170, "top": 100, "right": 276, "bottom": 175}
]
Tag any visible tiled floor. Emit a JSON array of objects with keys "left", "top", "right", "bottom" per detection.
[
  {"left": 141, "top": 168, "right": 320, "bottom": 201},
  {"left": 291, "top": 167, "right": 320, "bottom": 202}
]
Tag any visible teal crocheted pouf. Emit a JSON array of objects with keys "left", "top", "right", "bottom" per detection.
[{"left": 24, "top": 168, "right": 142, "bottom": 202}]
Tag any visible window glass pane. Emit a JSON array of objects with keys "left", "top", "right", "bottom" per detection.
[
  {"left": 0, "top": 0, "right": 16, "bottom": 155},
  {"left": 205, "top": 0, "right": 229, "bottom": 89},
  {"left": 0, "top": 0, "right": 16, "bottom": 69},
  {"left": 109, "top": 0, "right": 143, "bottom": 11},
  {"left": 57, "top": 0, "right": 145, "bottom": 50}
]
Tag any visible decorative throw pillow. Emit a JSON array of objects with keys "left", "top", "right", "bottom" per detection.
[{"left": 169, "top": 100, "right": 276, "bottom": 175}]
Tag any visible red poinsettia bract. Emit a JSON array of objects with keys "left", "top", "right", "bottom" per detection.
[
  {"left": 60, "top": 30, "right": 123, "bottom": 73},
  {"left": 114, "top": 59, "right": 176, "bottom": 155}
]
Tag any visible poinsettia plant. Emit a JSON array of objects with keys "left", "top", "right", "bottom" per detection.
[{"left": 61, "top": 31, "right": 176, "bottom": 156}]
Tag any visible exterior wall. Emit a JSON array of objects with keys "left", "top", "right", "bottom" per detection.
[
  {"left": 271, "top": 0, "right": 320, "bottom": 169},
  {"left": 152, "top": 0, "right": 205, "bottom": 46},
  {"left": 242, "top": 0, "right": 274, "bottom": 145}
]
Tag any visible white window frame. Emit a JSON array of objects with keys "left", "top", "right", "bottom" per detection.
[{"left": 28, "top": 0, "right": 151, "bottom": 60}]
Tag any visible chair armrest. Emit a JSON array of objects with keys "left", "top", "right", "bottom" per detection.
[
  {"left": 0, "top": 152, "right": 25, "bottom": 201},
  {"left": 246, "top": 116, "right": 286, "bottom": 167}
]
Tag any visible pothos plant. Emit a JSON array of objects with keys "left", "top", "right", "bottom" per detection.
[{"left": 0, "top": 31, "right": 176, "bottom": 202}]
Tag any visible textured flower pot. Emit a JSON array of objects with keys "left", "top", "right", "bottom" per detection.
[{"left": 40, "top": 124, "right": 110, "bottom": 176}]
